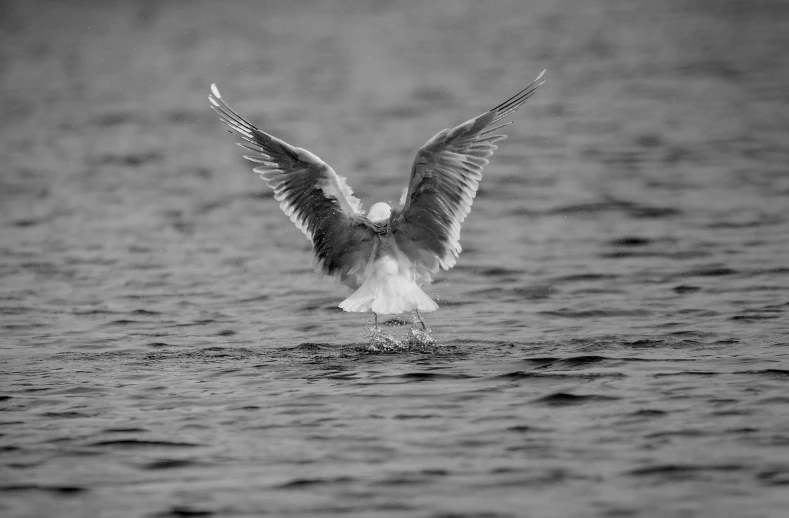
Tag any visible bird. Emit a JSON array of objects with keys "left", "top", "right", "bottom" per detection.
[{"left": 209, "top": 70, "right": 545, "bottom": 334}]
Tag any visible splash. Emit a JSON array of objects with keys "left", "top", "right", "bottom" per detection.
[{"left": 365, "top": 314, "right": 439, "bottom": 352}]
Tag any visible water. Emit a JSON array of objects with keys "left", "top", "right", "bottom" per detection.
[{"left": 2, "top": 0, "right": 789, "bottom": 516}]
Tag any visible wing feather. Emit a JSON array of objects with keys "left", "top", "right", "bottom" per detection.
[
  {"left": 392, "top": 70, "right": 546, "bottom": 272},
  {"left": 209, "top": 84, "right": 374, "bottom": 286}
]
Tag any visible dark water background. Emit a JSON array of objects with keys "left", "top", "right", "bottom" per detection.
[{"left": 2, "top": 1, "right": 789, "bottom": 516}]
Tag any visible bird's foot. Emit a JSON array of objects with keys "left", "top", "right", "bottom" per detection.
[
  {"left": 406, "top": 326, "right": 436, "bottom": 348},
  {"left": 368, "top": 328, "right": 401, "bottom": 351}
]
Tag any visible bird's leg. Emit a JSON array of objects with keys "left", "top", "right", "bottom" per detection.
[
  {"left": 407, "top": 309, "right": 435, "bottom": 347},
  {"left": 414, "top": 309, "right": 427, "bottom": 332},
  {"left": 368, "top": 312, "right": 388, "bottom": 351}
]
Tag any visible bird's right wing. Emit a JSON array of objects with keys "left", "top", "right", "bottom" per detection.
[
  {"left": 209, "top": 84, "right": 375, "bottom": 285},
  {"left": 391, "top": 70, "right": 546, "bottom": 273}
]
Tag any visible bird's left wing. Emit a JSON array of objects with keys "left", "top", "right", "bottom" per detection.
[
  {"left": 391, "top": 70, "right": 546, "bottom": 273},
  {"left": 209, "top": 84, "right": 375, "bottom": 286}
]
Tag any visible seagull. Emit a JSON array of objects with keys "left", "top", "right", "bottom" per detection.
[{"left": 209, "top": 70, "right": 545, "bottom": 333}]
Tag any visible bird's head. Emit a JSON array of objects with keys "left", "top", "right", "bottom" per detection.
[{"left": 367, "top": 202, "right": 392, "bottom": 223}]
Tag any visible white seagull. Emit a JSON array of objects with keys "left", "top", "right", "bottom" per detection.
[{"left": 209, "top": 70, "right": 545, "bottom": 332}]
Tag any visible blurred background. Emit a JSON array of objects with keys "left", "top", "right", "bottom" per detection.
[{"left": 2, "top": 1, "right": 788, "bottom": 517}]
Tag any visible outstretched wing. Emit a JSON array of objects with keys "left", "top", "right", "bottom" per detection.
[
  {"left": 391, "top": 70, "right": 546, "bottom": 273},
  {"left": 209, "top": 84, "right": 375, "bottom": 286}
]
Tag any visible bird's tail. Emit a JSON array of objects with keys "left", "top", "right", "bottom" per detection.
[{"left": 339, "top": 272, "right": 438, "bottom": 315}]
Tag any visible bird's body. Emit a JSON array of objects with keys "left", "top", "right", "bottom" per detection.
[
  {"left": 339, "top": 227, "right": 439, "bottom": 315},
  {"left": 209, "top": 71, "right": 545, "bottom": 328}
]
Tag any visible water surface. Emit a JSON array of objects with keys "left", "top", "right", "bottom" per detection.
[{"left": 2, "top": 1, "right": 788, "bottom": 516}]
